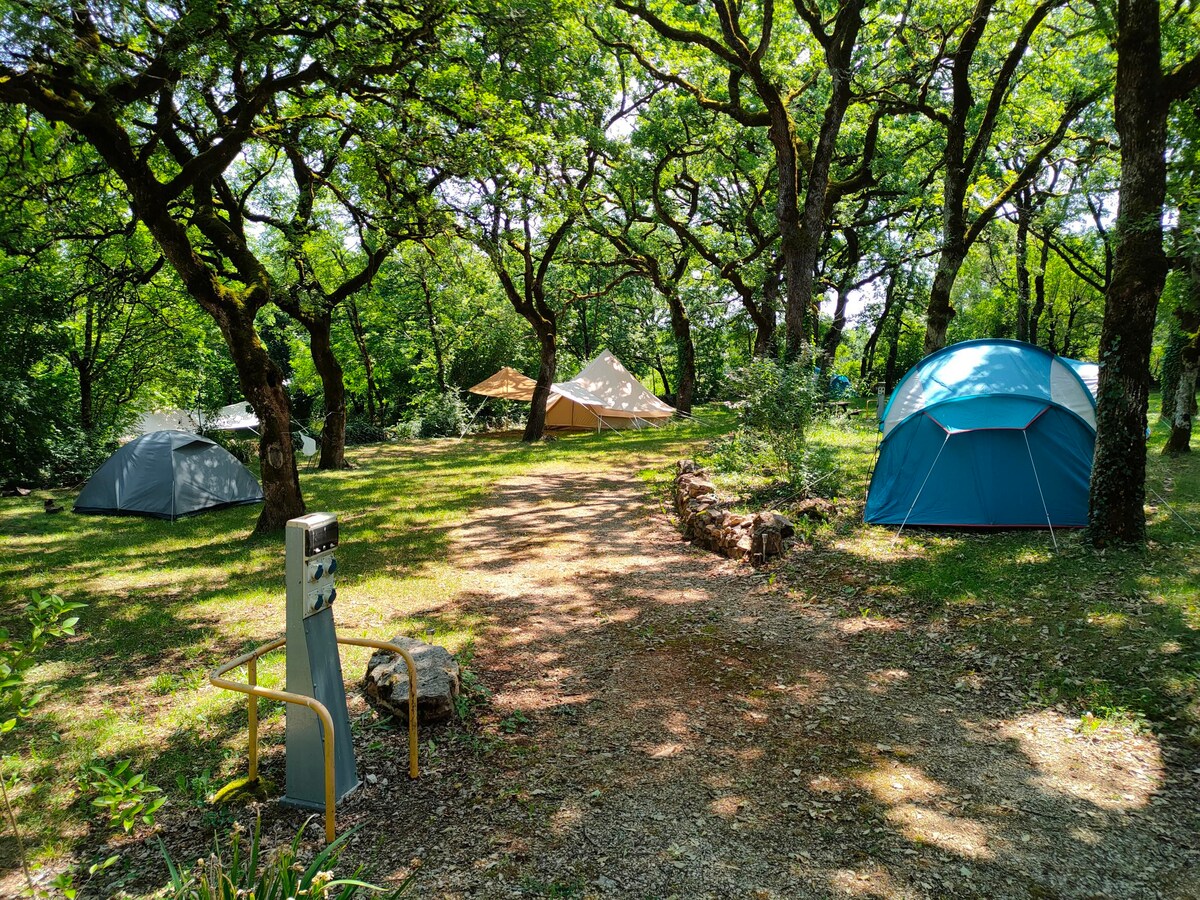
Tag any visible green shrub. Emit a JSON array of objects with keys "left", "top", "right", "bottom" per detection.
[
  {"left": 702, "top": 431, "right": 773, "bottom": 479},
  {"left": 387, "top": 419, "right": 422, "bottom": 440},
  {"left": 417, "top": 390, "right": 469, "bottom": 438},
  {"left": 161, "top": 817, "right": 410, "bottom": 899},
  {"left": 722, "top": 355, "right": 824, "bottom": 488},
  {"left": 1, "top": 592, "right": 87, "bottom": 897},
  {"left": 45, "top": 427, "right": 121, "bottom": 487},
  {"left": 344, "top": 419, "right": 391, "bottom": 445},
  {"left": 88, "top": 759, "right": 165, "bottom": 834}
]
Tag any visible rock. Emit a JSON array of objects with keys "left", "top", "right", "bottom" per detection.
[
  {"left": 753, "top": 511, "right": 795, "bottom": 538},
  {"left": 793, "top": 498, "right": 836, "bottom": 521},
  {"left": 681, "top": 477, "right": 717, "bottom": 499},
  {"left": 673, "top": 459, "right": 793, "bottom": 564},
  {"left": 363, "top": 636, "right": 461, "bottom": 724},
  {"left": 750, "top": 527, "right": 785, "bottom": 564}
]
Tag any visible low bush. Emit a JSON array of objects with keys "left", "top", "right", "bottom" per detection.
[
  {"left": 161, "top": 818, "right": 410, "bottom": 899},
  {"left": 714, "top": 355, "right": 832, "bottom": 492},
  {"left": 416, "top": 390, "right": 469, "bottom": 438}
]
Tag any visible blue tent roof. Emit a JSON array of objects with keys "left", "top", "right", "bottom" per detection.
[{"left": 866, "top": 340, "right": 1097, "bottom": 528}]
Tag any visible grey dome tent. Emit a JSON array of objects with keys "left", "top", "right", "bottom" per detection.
[{"left": 74, "top": 430, "right": 264, "bottom": 520}]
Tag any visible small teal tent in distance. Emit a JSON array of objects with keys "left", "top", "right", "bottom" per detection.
[{"left": 865, "top": 340, "right": 1097, "bottom": 528}]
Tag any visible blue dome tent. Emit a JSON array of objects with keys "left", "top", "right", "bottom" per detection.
[{"left": 864, "top": 340, "right": 1097, "bottom": 528}]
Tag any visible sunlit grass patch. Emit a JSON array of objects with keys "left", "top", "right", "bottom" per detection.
[{"left": 0, "top": 409, "right": 731, "bottom": 870}]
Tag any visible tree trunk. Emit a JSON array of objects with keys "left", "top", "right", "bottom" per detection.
[
  {"left": 1030, "top": 236, "right": 1050, "bottom": 344},
  {"left": 78, "top": 362, "right": 95, "bottom": 433},
  {"left": 1015, "top": 190, "right": 1032, "bottom": 341},
  {"left": 861, "top": 272, "right": 898, "bottom": 381},
  {"left": 778, "top": 2, "right": 864, "bottom": 359},
  {"left": 922, "top": 53, "right": 972, "bottom": 355},
  {"left": 1162, "top": 344, "right": 1197, "bottom": 454},
  {"left": 820, "top": 284, "right": 850, "bottom": 374},
  {"left": 792, "top": 96, "right": 855, "bottom": 356},
  {"left": 652, "top": 349, "right": 672, "bottom": 401},
  {"left": 924, "top": 246, "right": 966, "bottom": 354},
  {"left": 308, "top": 313, "right": 347, "bottom": 470},
  {"left": 768, "top": 100, "right": 807, "bottom": 359},
  {"left": 524, "top": 320, "right": 556, "bottom": 442},
  {"left": 1160, "top": 324, "right": 1184, "bottom": 421},
  {"left": 884, "top": 319, "right": 902, "bottom": 395},
  {"left": 220, "top": 306, "right": 305, "bottom": 532},
  {"left": 752, "top": 275, "right": 780, "bottom": 357},
  {"left": 665, "top": 294, "right": 696, "bottom": 414},
  {"left": 821, "top": 228, "right": 860, "bottom": 372},
  {"left": 76, "top": 298, "right": 96, "bottom": 431},
  {"left": 1087, "top": 0, "right": 1169, "bottom": 546},
  {"left": 345, "top": 299, "right": 382, "bottom": 425},
  {"left": 420, "top": 274, "right": 448, "bottom": 393},
  {"left": 1163, "top": 303, "right": 1200, "bottom": 453}
]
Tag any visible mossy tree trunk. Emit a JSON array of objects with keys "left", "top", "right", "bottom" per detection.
[{"left": 1087, "top": 0, "right": 1200, "bottom": 544}]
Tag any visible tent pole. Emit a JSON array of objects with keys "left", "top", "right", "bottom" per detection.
[
  {"left": 1023, "top": 431, "right": 1058, "bottom": 551},
  {"left": 892, "top": 432, "right": 950, "bottom": 547},
  {"left": 461, "top": 397, "right": 487, "bottom": 437}
]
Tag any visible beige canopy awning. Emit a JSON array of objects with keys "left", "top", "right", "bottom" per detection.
[{"left": 468, "top": 366, "right": 538, "bottom": 401}]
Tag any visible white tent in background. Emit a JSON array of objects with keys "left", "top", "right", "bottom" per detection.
[
  {"left": 128, "top": 408, "right": 200, "bottom": 438},
  {"left": 129, "top": 400, "right": 259, "bottom": 438},
  {"left": 1062, "top": 358, "right": 1099, "bottom": 398},
  {"left": 468, "top": 350, "right": 675, "bottom": 432},
  {"left": 127, "top": 400, "right": 317, "bottom": 457},
  {"left": 203, "top": 400, "right": 260, "bottom": 434}
]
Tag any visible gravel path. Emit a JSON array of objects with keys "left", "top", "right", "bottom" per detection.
[
  {"left": 118, "top": 455, "right": 1199, "bottom": 899},
  {"left": 330, "top": 460, "right": 1200, "bottom": 899}
]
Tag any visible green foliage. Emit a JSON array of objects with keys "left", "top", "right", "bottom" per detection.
[
  {"left": 88, "top": 759, "right": 165, "bottom": 834},
  {"left": 416, "top": 390, "right": 470, "bottom": 438},
  {"left": 453, "top": 663, "right": 492, "bottom": 722},
  {"left": 702, "top": 430, "right": 773, "bottom": 479},
  {"left": 723, "top": 356, "right": 824, "bottom": 488},
  {"left": 0, "top": 591, "right": 86, "bottom": 897},
  {"left": 0, "top": 592, "right": 85, "bottom": 734},
  {"left": 160, "top": 818, "right": 410, "bottom": 899}
]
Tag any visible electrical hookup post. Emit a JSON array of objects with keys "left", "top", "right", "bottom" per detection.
[
  {"left": 210, "top": 511, "right": 419, "bottom": 843},
  {"left": 283, "top": 513, "right": 361, "bottom": 810}
]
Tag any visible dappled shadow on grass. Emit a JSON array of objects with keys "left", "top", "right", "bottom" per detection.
[
  {"left": 9, "top": 408, "right": 1199, "bottom": 897},
  {"left": 273, "top": 453, "right": 1200, "bottom": 898},
  {"left": 0, "top": 414, "right": 729, "bottom": 880}
]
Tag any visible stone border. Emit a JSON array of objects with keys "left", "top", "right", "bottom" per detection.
[{"left": 673, "top": 460, "right": 795, "bottom": 564}]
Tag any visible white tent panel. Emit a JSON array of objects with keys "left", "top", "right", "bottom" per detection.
[
  {"left": 568, "top": 350, "right": 675, "bottom": 418},
  {"left": 129, "top": 409, "right": 199, "bottom": 438},
  {"left": 1049, "top": 358, "right": 1097, "bottom": 428},
  {"left": 205, "top": 400, "right": 259, "bottom": 432}
]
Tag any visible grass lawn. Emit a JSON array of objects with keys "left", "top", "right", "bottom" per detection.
[
  {"left": 2, "top": 403, "right": 1198, "bottom": 896},
  {"left": 0, "top": 413, "right": 731, "bottom": 884}
]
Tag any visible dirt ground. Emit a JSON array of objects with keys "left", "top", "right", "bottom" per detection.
[
  {"left": 119, "top": 457, "right": 1200, "bottom": 898},
  {"left": 306, "top": 460, "right": 1198, "bottom": 900}
]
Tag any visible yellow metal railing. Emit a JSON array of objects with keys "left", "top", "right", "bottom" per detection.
[{"left": 210, "top": 636, "right": 419, "bottom": 843}]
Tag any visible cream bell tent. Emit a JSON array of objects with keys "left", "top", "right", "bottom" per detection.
[
  {"left": 468, "top": 351, "right": 675, "bottom": 431},
  {"left": 468, "top": 367, "right": 539, "bottom": 401},
  {"left": 545, "top": 350, "right": 675, "bottom": 430}
]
